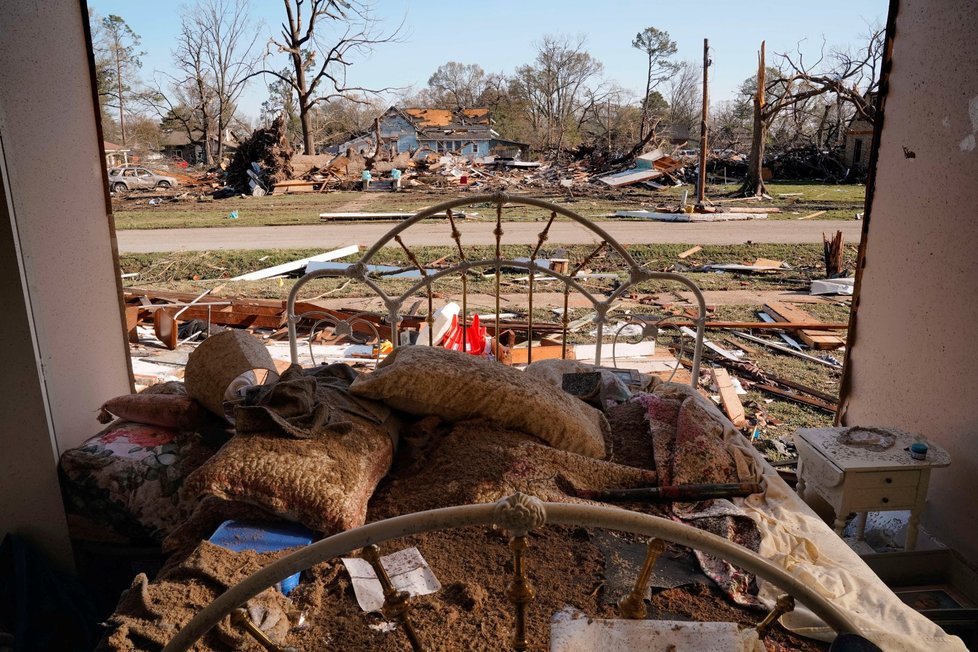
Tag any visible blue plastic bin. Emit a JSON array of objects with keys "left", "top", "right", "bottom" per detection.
[{"left": 209, "top": 520, "right": 316, "bottom": 595}]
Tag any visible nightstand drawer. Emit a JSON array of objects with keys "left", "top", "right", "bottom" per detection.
[
  {"left": 798, "top": 441, "right": 843, "bottom": 488},
  {"left": 847, "top": 470, "right": 921, "bottom": 490},
  {"left": 847, "top": 485, "right": 918, "bottom": 510}
]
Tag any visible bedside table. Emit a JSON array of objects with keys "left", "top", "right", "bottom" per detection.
[{"left": 795, "top": 427, "right": 950, "bottom": 551}]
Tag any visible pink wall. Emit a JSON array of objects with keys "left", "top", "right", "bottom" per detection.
[{"left": 843, "top": 0, "right": 978, "bottom": 565}]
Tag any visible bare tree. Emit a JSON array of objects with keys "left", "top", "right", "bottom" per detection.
[
  {"left": 512, "top": 34, "right": 604, "bottom": 156},
  {"left": 257, "top": 0, "right": 401, "bottom": 154},
  {"left": 198, "top": 0, "right": 262, "bottom": 162},
  {"left": 427, "top": 62, "right": 489, "bottom": 109},
  {"left": 741, "top": 30, "right": 885, "bottom": 195},
  {"left": 785, "top": 27, "right": 885, "bottom": 125},
  {"left": 632, "top": 26, "right": 678, "bottom": 140},
  {"left": 93, "top": 14, "right": 144, "bottom": 146},
  {"left": 142, "top": 12, "right": 219, "bottom": 164},
  {"left": 742, "top": 44, "right": 832, "bottom": 196},
  {"left": 665, "top": 61, "right": 701, "bottom": 139}
]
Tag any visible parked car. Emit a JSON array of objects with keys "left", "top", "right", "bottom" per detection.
[{"left": 107, "top": 166, "right": 179, "bottom": 192}]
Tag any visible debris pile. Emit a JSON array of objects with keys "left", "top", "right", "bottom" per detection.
[{"left": 226, "top": 116, "right": 294, "bottom": 195}]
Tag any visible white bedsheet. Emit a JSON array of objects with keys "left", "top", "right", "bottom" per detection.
[{"left": 662, "top": 383, "right": 966, "bottom": 651}]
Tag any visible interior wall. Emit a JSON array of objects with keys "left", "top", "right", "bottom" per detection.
[
  {"left": 0, "top": 161, "right": 75, "bottom": 567},
  {"left": 0, "top": 1, "right": 133, "bottom": 565},
  {"left": 842, "top": 0, "right": 978, "bottom": 565}
]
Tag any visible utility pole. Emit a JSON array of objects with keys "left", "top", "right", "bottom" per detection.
[{"left": 697, "top": 38, "right": 711, "bottom": 205}]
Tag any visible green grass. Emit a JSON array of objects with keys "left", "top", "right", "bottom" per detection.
[
  {"left": 110, "top": 181, "right": 866, "bottom": 229},
  {"left": 119, "top": 242, "right": 858, "bottom": 288}
]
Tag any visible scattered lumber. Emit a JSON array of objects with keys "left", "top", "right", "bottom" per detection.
[
  {"left": 799, "top": 210, "right": 826, "bottom": 220},
  {"left": 679, "top": 326, "right": 741, "bottom": 361},
  {"left": 271, "top": 180, "right": 324, "bottom": 194},
  {"left": 753, "top": 383, "right": 837, "bottom": 413},
  {"left": 721, "top": 206, "right": 781, "bottom": 214},
  {"left": 680, "top": 348, "right": 839, "bottom": 414},
  {"left": 659, "top": 320, "right": 849, "bottom": 331},
  {"left": 757, "top": 311, "right": 804, "bottom": 350},
  {"left": 677, "top": 245, "right": 702, "bottom": 259},
  {"left": 712, "top": 367, "right": 747, "bottom": 428},
  {"left": 731, "top": 331, "right": 841, "bottom": 368},
  {"left": 702, "top": 259, "right": 785, "bottom": 273},
  {"left": 763, "top": 302, "right": 846, "bottom": 350},
  {"left": 126, "top": 289, "right": 286, "bottom": 329}
]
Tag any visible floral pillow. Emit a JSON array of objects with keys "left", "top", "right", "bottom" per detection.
[{"left": 60, "top": 423, "right": 218, "bottom": 542}]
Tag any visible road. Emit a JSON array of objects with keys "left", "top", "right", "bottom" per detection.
[{"left": 116, "top": 219, "right": 863, "bottom": 253}]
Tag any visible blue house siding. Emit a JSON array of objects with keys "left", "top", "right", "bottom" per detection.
[
  {"left": 379, "top": 114, "right": 418, "bottom": 153},
  {"left": 334, "top": 107, "right": 527, "bottom": 161}
]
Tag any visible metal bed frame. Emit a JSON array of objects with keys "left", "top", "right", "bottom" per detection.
[
  {"left": 286, "top": 193, "right": 707, "bottom": 383},
  {"left": 162, "top": 493, "right": 862, "bottom": 651},
  {"left": 161, "top": 195, "right": 872, "bottom": 650}
]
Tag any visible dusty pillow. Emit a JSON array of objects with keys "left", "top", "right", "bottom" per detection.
[
  {"left": 60, "top": 422, "right": 218, "bottom": 541},
  {"left": 350, "top": 346, "right": 607, "bottom": 458},
  {"left": 97, "top": 393, "right": 208, "bottom": 430},
  {"left": 181, "top": 413, "right": 393, "bottom": 535}
]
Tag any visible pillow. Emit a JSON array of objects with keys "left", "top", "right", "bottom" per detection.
[
  {"left": 97, "top": 393, "right": 208, "bottom": 430},
  {"left": 59, "top": 422, "right": 218, "bottom": 541},
  {"left": 350, "top": 346, "right": 607, "bottom": 459},
  {"left": 181, "top": 413, "right": 393, "bottom": 535}
]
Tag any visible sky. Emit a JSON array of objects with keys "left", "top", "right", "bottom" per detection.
[{"left": 88, "top": 0, "right": 888, "bottom": 123}]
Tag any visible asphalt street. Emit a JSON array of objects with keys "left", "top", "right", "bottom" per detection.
[{"left": 116, "top": 219, "right": 863, "bottom": 253}]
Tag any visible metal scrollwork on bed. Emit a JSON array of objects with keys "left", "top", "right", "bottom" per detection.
[{"left": 286, "top": 193, "right": 707, "bottom": 386}]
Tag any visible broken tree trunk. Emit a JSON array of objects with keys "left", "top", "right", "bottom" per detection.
[
  {"left": 823, "top": 230, "right": 845, "bottom": 278},
  {"left": 741, "top": 42, "right": 768, "bottom": 197}
]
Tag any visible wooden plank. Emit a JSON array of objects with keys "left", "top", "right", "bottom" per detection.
[
  {"left": 153, "top": 309, "right": 178, "bottom": 350},
  {"left": 501, "top": 344, "right": 573, "bottom": 366},
  {"left": 712, "top": 367, "right": 747, "bottom": 428},
  {"left": 125, "top": 306, "right": 140, "bottom": 343},
  {"left": 754, "top": 383, "right": 837, "bottom": 413},
  {"left": 763, "top": 302, "right": 846, "bottom": 350},
  {"left": 677, "top": 245, "right": 702, "bottom": 259},
  {"left": 731, "top": 331, "right": 842, "bottom": 368},
  {"left": 660, "top": 320, "right": 849, "bottom": 330},
  {"left": 798, "top": 210, "right": 827, "bottom": 220}
]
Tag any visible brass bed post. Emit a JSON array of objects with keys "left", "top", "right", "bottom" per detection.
[
  {"left": 527, "top": 211, "right": 557, "bottom": 365},
  {"left": 395, "top": 234, "right": 433, "bottom": 347},
  {"left": 493, "top": 201, "right": 503, "bottom": 360},
  {"left": 447, "top": 208, "right": 467, "bottom": 352},
  {"left": 561, "top": 241, "right": 608, "bottom": 360}
]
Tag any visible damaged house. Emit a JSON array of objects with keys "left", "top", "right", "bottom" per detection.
[{"left": 337, "top": 106, "right": 530, "bottom": 160}]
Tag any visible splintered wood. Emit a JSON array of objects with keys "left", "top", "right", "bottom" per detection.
[
  {"left": 823, "top": 230, "right": 845, "bottom": 278},
  {"left": 763, "top": 302, "right": 846, "bottom": 351},
  {"left": 711, "top": 367, "right": 747, "bottom": 428}
]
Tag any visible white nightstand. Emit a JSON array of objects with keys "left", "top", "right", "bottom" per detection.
[{"left": 795, "top": 427, "right": 950, "bottom": 551}]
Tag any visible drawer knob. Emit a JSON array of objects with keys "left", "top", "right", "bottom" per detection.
[
  {"left": 885, "top": 477, "right": 892, "bottom": 484},
  {"left": 881, "top": 497, "right": 889, "bottom": 504}
]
